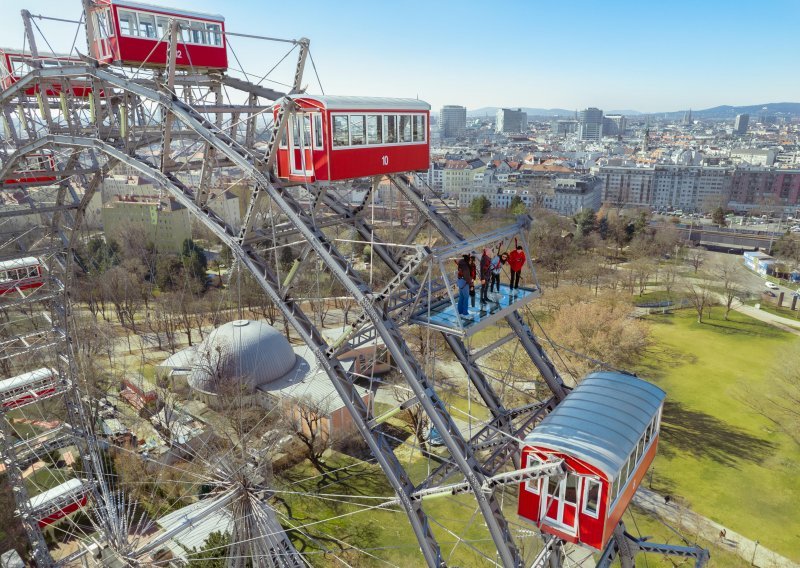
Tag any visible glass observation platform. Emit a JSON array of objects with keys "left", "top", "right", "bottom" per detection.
[{"left": 411, "top": 283, "right": 541, "bottom": 336}]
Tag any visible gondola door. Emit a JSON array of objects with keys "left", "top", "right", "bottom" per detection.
[
  {"left": 541, "top": 472, "right": 578, "bottom": 534},
  {"left": 92, "top": 7, "right": 114, "bottom": 61},
  {"left": 288, "top": 112, "right": 315, "bottom": 179}
]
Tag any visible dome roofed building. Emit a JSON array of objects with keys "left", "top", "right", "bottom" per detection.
[
  {"left": 187, "top": 320, "right": 298, "bottom": 395},
  {"left": 157, "top": 320, "right": 375, "bottom": 441}
]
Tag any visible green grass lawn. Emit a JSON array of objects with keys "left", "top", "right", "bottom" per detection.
[
  {"left": 636, "top": 309, "right": 800, "bottom": 561},
  {"left": 279, "top": 448, "right": 506, "bottom": 567},
  {"left": 24, "top": 467, "right": 74, "bottom": 495}
]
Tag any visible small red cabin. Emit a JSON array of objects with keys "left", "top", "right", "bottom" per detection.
[
  {"left": 2, "top": 155, "right": 57, "bottom": 186},
  {"left": 87, "top": 0, "right": 227, "bottom": 71},
  {"left": 0, "top": 368, "right": 59, "bottom": 410},
  {"left": 518, "top": 371, "right": 665, "bottom": 552},
  {"left": 27, "top": 478, "right": 89, "bottom": 528},
  {"left": 274, "top": 95, "right": 431, "bottom": 183},
  {"left": 0, "top": 257, "right": 44, "bottom": 295},
  {"left": 0, "top": 49, "right": 92, "bottom": 97}
]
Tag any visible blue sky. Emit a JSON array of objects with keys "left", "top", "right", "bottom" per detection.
[{"left": 2, "top": 0, "right": 798, "bottom": 113}]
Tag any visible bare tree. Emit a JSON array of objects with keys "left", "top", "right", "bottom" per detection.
[
  {"left": 148, "top": 376, "right": 184, "bottom": 445},
  {"left": 146, "top": 296, "right": 178, "bottom": 353},
  {"left": 391, "top": 384, "right": 428, "bottom": 453},
  {"left": 682, "top": 277, "right": 715, "bottom": 323},
  {"left": 686, "top": 246, "right": 705, "bottom": 274},
  {"left": 629, "top": 259, "right": 655, "bottom": 296},
  {"left": 714, "top": 257, "right": 744, "bottom": 321},
  {"left": 542, "top": 291, "right": 651, "bottom": 376},
  {"left": 290, "top": 396, "right": 335, "bottom": 479},
  {"left": 334, "top": 297, "right": 355, "bottom": 325},
  {"left": 661, "top": 261, "right": 679, "bottom": 296}
]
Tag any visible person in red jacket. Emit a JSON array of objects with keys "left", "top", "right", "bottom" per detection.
[{"left": 507, "top": 238, "right": 526, "bottom": 290}]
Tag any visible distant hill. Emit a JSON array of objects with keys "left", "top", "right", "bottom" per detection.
[
  {"left": 464, "top": 107, "right": 643, "bottom": 117},
  {"left": 659, "top": 102, "right": 800, "bottom": 119},
  {"left": 448, "top": 103, "right": 800, "bottom": 120}
]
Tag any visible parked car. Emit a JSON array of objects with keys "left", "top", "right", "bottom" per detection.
[{"left": 765, "top": 281, "right": 780, "bottom": 290}]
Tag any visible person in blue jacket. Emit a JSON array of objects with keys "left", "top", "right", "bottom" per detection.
[{"left": 454, "top": 254, "right": 472, "bottom": 316}]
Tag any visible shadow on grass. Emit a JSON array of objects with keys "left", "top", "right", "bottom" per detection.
[
  {"left": 659, "top": 400, "right": 775, "bottom": 468},
  {"left": 698, "top": 315, "right": 786, "bottom": 339},
  {"left": 636, "top": 344, "right": 695, "bottom": 381}
]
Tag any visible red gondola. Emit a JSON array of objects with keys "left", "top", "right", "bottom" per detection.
[
  {"left": 86, "top": 0, "right": 228, "bottom": 71},
  {"left": 0, "top": 49, "right": 92, "bottom": 97},
  {"left": 2, "top": 155, "right": 57, "bottom": 186},
  {"left": 517, "top": 371, "right": 665, "bottom": 552},
  {"left": 27, "top": 479, "right": 89, "bottom": 528},
  {"left": 274, "top": 96, "right": 431, "bottom": 183},
  {"left": 0, "top": 368, "right": 59, "bottom": 409},
  {"left": 0, "top": 257, "right": 44, "bottom": 295}
]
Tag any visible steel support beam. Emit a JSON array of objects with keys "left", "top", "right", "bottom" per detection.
[{"left": 21, "top": 135, "right": 446, "bottom": 567}]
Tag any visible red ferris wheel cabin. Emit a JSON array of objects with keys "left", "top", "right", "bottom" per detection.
[
  {"left": 86, "top": 0, "right": 227, "bottom": 71},
  {"left": 274, "top": 95, "right": 431, "bottom": 183},
  {"left": 518, "top": 371, "right": 665, "bottom": 552},
  {"left": 0, "top": 49, "right": 92, "bottom": 97},
  {"left": 2, "top": 154, "right": 57, "bottom": 186},
  {"left": 0, "top": 257, "right": 44, "bottom": 296}
]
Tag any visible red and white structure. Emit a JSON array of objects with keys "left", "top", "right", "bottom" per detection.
[
  {"left": 518, "top": 371, "right": 665, "bottom": 552},
  {"left": 86, "top": 0, "right": 228, "bottom": 71},
  {"left": 0, "top": 257, "right": 44, "bottom": 296},
  {"left": 0, "top": 49, "right": 92, "bottom": 96},
  {"left": 2, "top": 154, "right": 57, "bottom": 186},
  {"left": 27, "top": 478, "right": 89, "bottom": 528},
  {"left": 275, "top": 96, "right": 430, "bottom": 183},
  {"left": 0, "top": 368, "right": 60, "bottom": 410}
]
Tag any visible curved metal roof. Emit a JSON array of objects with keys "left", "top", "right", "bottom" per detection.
[
  {"left": 187, "top": 320, "right": 297, "bottom": 394},
  {"left": 28, "top": 478, "right": 84, "bottom": 509},
  {"left": 0, "top": 368, "right": 54, "bottom": 391},
  {"left": 289, "top": 95, "right": 430, "bottom": 111},
  {"left": 524, "top": 371, "right": 665, "bottom": 478},
  {"left": 0, "top": 257, "right": 38, "bottom": 270},
  {"left": 111, "top": 0, "right": 225, "bottom": 22}
]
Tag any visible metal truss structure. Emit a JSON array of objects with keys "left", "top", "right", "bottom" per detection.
[{"left": 0, "top": 6, "right": 709, "bottom": 567}]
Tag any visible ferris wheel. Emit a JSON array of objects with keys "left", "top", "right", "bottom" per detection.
[{"left": 0, "top": 2, "right": 711, "bottom": 567}]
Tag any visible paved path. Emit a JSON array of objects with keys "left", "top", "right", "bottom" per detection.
[
  {"left": 733, "top": 301, "right": 800, "bottom": 336},
  {"left": 634, "top": 487, "right": 800, "bottom": 568}
]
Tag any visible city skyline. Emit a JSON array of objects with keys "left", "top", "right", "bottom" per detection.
[{"left": 1, "top": 0, "right": 798, "bottom": 112}]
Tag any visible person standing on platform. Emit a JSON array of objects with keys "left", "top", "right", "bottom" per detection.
[
  {"left": 454, "top": 254, "right": 472, "bottom": 316},
  {"left": 490, "top": 246, "right": 503, "bottom": 295},
  {"left": 479, "top": 248, "right": 492, "bottom": 304},
  {"left": 507, "top": 238, "right": 526, "bottom": 290},
  {"left": 468, "top": 252, "right": 477, "bottom": 307}
]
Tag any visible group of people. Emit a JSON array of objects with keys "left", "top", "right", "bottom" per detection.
[{"left": 454, "top": 238, "right": 527, "bottom": 317}]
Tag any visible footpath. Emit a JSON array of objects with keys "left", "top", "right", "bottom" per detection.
[
  {"left": 731, "top": 300, "right": 800, "bottom": 336},
  {"left": 634, "top": 488, "right": 799, "bottom": 568}
]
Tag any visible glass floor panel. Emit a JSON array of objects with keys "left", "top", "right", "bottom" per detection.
[{"left": 411, "top": 283, "right": 541, "bottom": 337}]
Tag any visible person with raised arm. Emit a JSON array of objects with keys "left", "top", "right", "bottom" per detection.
[
  {"left": 507, "top": 237, "right": 526, "bottom": 290},
  {"left": 489, "top": 241, "right": 503, "bottom": 297}
]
